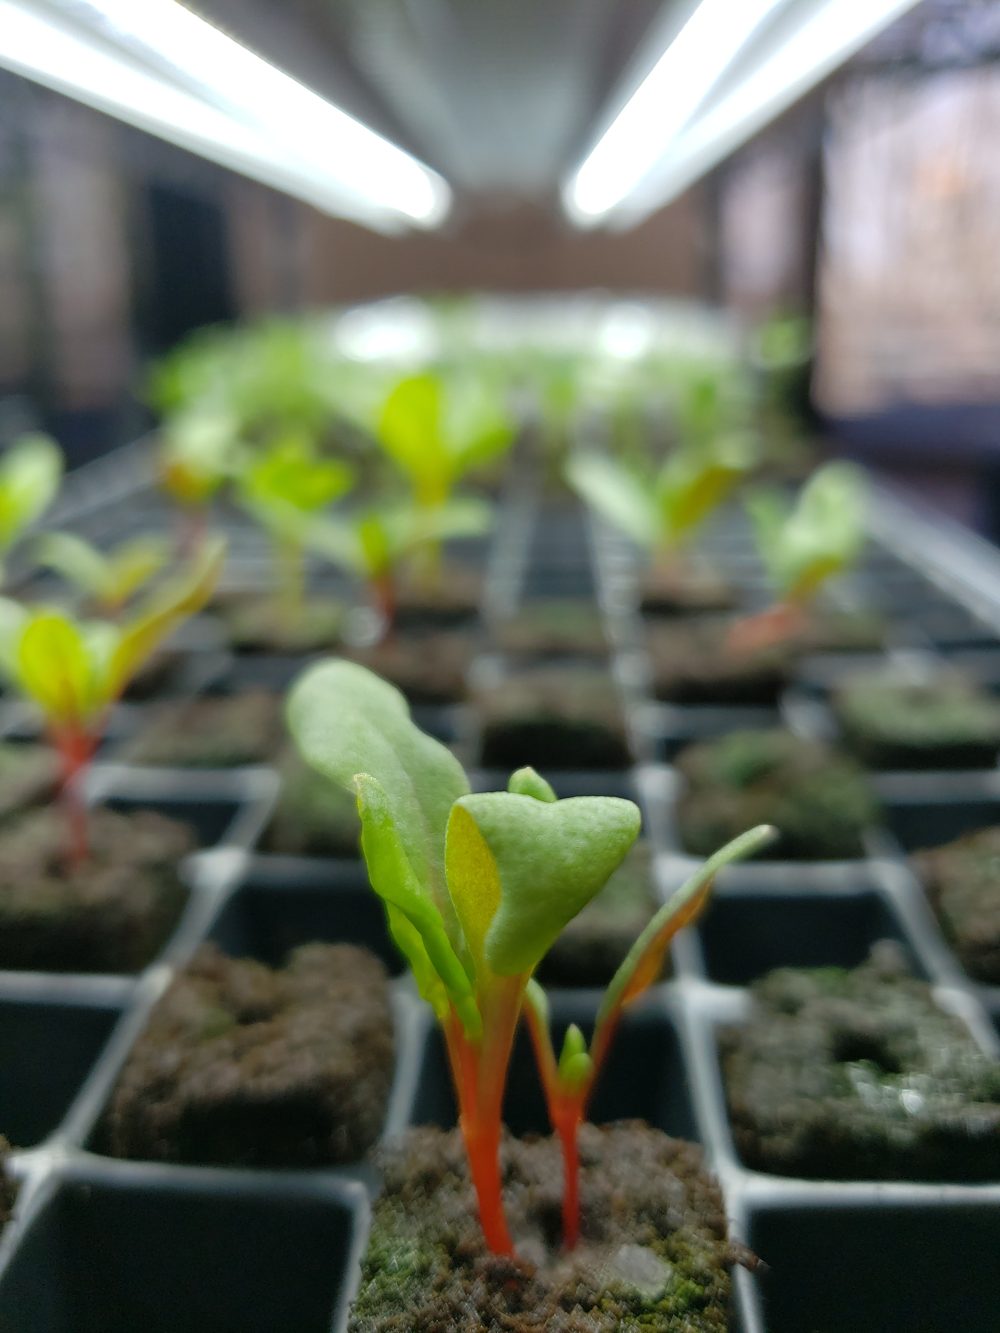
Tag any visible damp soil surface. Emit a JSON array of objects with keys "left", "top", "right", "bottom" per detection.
[
  {"left": 638, "top": 565, "right": 737, "bottom": 619},
  {"left": 223, "top": 595, "right": 345, "bottom": 654},
  {"left": 496, "top": 600, "right": 608, "bottom": 660},
  {"left": 648, "top": 617, "right": 794, "bottom": 705},
  {"left": 832, "top": 674, "right": 1000, "bottom": 770},
  {"left": 538, "top": 844, "right": 659, "bottom": 987},
  {"left": 125, "top": 691, "right": 283, "bottom": 767},
  {"left": 102, "top": 942, "right": 394, "bottom": 1167},
  {"left": 260, "top": 751, "right": 362, "bottom": 859},
  {"left": 477, "top": 668, "right": 632, "bottom": 770},
  {"left": 394, "top": 567, "right": 483, "bottom": 631},
  {"left": 345, "top": 630, "right": 473, "bottom": 705},
  {"left": 722, "top": 946, "right": 1000, "bottom": 1180},
  {"left": 675, "top": 729, "right": 880, "bottom": 860},
  {"left": 0, "top": 743, "right": 58, "bottom": 821},
  {"left": 913, "top": 826, "right": 1000, "bottom": 984},
  {"left": 0, "top": 806, "right": 192, "bottom": 973},
  {"left": 121, "top": 649, "right": 182, "bottom": 702},
  {"left": 349, "top": 1122, "right": 745, "bottom": 1332}
]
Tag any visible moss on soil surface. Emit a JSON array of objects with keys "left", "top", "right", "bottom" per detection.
[
  {"left": 722, "top": 946, "right": 1000, "bottom": 1180},
  {"left": 648, "top": 617, "right": 794, "bottom": 705},
  {"left": 261, "top": 751, "right": 362, "bottom": 858},
  {"left": 0, "top": 806, "right": 192, "bottom": 972},
  {"left": 538, "top": 843, "right": 658, "bottom": 987},
  {"left": 103, "top": 942, "right": 393, "bottom": 1167},
  {"left": 350, "top": 1123, "right": 742, "bottom": 1332},
  {"left": 478, "top": 669, "right": 632, "bottom": 770},
  {"left": 224, "top": 595, "right": 345, "bottom": 654},
  {"left": 676, "top": 729, "right": 880, "bottom": 860},
  {"left": 344, "top": 630, "right": 473, "bottom": 705},
  {"left": 126, "top": 691, "right": 283, "bottom": 767},
  {"left": 913, "top": 826, "right": 1000, "bottom": 984},
  {"left": 496, "top": 600, "right": 608, "bottom": 659},
  {"left": 833, "top": 674, "right": 1000, "bottom": 770}
]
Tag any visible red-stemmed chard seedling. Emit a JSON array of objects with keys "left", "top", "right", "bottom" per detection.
[
  {"left": 524, "top": 821, "right": 776, "bottom": 1249},
  {"left": 288, "top": 661, "right": 640, "bottom": 1255},
  {"left": 728, "top": 462, "right": 867, "bottom": 654},
  {"left": 0, "top": 539, "right": 224, "bottom": 865}
]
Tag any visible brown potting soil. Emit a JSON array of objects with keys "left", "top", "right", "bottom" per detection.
[
  {"left": 102, "top": 942, "right": 394, "bottom": 1167},
  {"left": 0, "top": 806, "right": 192, "bottom": 973},
  {"left": 125, "top": 691, "right": 283, "bottom": 767},
  {"left": 913, "top": 825, "right": 1000, "bottom": 984}
]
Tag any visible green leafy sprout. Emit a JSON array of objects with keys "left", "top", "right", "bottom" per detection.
[
  {"left": 566, "top": 432, "right": 758, "bottom": 565},
  {"left": 370, "top": 370, "right": 515, "bottom": 587},
  {"left": 0, "top": 538, "right": 225, "bottom": 864},
  {"left": 0, "top": 434, "right": 63, "bottom": 585},
  {"left": 524, "top": 822, "right": 774, "bottom": 1248},
  {"left": 34, "top": 532, "right": 170, "bottom": 616},
  {"left": 236, "top": 433, "right": 355, "bottom": 630},
  {"left": 289, "top": 660, "right": 639, "bottom": 1255},
  {"left": 288, "top": 658, "right": 773, "bottom": 1255},
  {"left": 730, "top": 461, "right": 868, "bottom": 653}
]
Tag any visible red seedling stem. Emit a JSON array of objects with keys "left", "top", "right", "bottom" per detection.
[
  {"left": 726, "top": 600, "right": 807, "bottom": 655},
  {"left": 442, "top": 977, "right": 522, "bottom": 1257},
  {"left": 371, "top": 572, "right": 397, "bottom": 641},
  {"left": 51, "top": 723, "right": 96, "bottom": 867}
]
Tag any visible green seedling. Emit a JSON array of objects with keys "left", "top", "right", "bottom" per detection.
[
  {"left": 288, "top": 661, "right": 640, "bottom": 1256},
  {"left": 524, "top": 823, "right": 775, "bottom": 1248},
  {"left": 0, "top": 434, "right": 62, "bottom": 584},
  {"left": 34, "top": 532, "right": 170, "bottom": 616},
  {"left": 309, "top": 497, "right": 491, "bottom": 632},
  {"left": 0, "top": 539, "right": 224, "bottom": 864},
  {"left": 566, "top": 433, "right": 757, "bottom": 566},
  {"left": 372, "top": 370, "right": 515, "bottom": 584},
  {"left": 730, "top": 461, "right": 868, "bottom": 653},
  {"left": 237, "top": 433, "right": 355, "bottom": 629},
  {"left": 159, "top": 408, "right": 237, "bottom": 551}
]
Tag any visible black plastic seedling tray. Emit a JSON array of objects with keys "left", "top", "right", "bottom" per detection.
[{"left": 0, "top": 462, "right": 998, "bottom": 1330}]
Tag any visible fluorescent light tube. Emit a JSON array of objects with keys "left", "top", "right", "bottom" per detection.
[
  {"left": 564, "top": 0, "right": 788, "bottom": 225},
  {"left": 0, "top": 0, "right": 450, "bottom": 231}
]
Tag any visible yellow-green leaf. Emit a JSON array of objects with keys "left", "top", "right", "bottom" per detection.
[{"left": 446, "top": 791, "right": 641, "bottom": 977}]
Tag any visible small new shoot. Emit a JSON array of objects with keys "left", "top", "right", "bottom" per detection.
[
  {"left": 34, "top": 532, "right": 170, "bottom": 616},
  {"left": 0, "top": 434, "right": 62, "bottom": 586},
  {"left": 0, "top": 540, "right": 224, "bottom": 865},
  {"left": 236, "top": 432, "right": 355, "bottom": 637},
  {"left": 524, "top": 823, "right": 775, "bottom": 1249},
  {"left": 729, "top": 461, "right": 868, "bottom": 654}
]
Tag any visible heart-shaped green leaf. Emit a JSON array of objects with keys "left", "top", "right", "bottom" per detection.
[{"left": 446, "top": 791, "right": 641, "bottom": 977}]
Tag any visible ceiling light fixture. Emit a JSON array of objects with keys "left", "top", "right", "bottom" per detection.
[
  {"left": 0, "top": 0, "right": 450, "bottom": 232},
  {"left": 564, "top": 0, "right": 921, "bottom": 230},
  {"left": 564, "top": 0, "right": 788, "bottom": 226}
]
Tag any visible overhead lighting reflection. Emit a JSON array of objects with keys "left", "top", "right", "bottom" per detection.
[{"left": 0, "top": 0, "right": 450, "bottom": 232}]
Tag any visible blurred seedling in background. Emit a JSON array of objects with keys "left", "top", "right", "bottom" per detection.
[
  {"left": 236, "top": 433, "right": 355, "bottom": 636},
  {"left": 158, "top": 408, "right": 237, "bottom": 553},
  {"left": 566, "top": 430, "right": 758, "bottom": 577},
  {"left": 34, "top": 532, "right": 170, "bottom": 616},
  {"left": 729, "top": 461, "right": 868, "bottom": 654},
  {"left": 370, "top": 369, "right": 515, "bottom": 589},
  {"left": 524, "top": 823, "right": 774, "bottom": 1248},
  {"left": 0, "top": 434, "right": 63, "bottom": 587},
  {"left": 289, "top": 661, "right": 640, "bottom": 1256},
  {"left": 0, "top": 540, "right": 224, "bottom": 865},
  {"left": 310, "top": 498, "right": 494, "bottom": 639}
]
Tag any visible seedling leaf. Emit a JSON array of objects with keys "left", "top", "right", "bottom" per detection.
[{"left": 447, "top": 792, "right": 641, "bottom": 976}]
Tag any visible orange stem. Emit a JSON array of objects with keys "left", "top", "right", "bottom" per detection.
[
  {"left": 443, "top": 1003, "right": 517, "bottom": 1257},
  {"left": 371, "top": 572, "right": 397, "bottom": 640},
  {"left": 51, "top": 724, "right": 95, "bottom": 867},
  {"left": 726, "top": 600, "right": 808, "bottom": 655}
]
